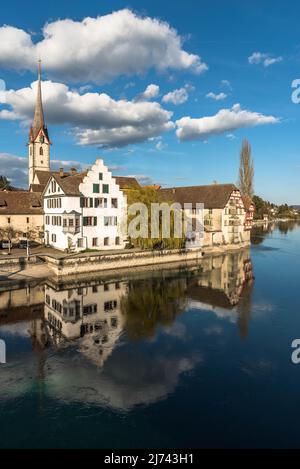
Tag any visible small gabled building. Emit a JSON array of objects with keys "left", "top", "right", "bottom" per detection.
[
  {"left": 43, "top": 159, "right": 132, "bottom": 252},
  {"left": 242, "top": 195, "right": 255, "bottom": 232},
  {"left": 0, "top": 191, "right": 43, "bottom": 241},
  {"left": 159, "top": 183, "right": 251, "bottom": 246}
]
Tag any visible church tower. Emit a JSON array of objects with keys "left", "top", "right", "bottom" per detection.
[{"left": 28, "top": 60, "right": 51, "bottom": 187}]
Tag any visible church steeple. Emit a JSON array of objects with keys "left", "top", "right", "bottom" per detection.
[
  {"left": 28, "top": 60, "right": 51, "bottom": 188},
  {"left": 31, "top": 60, "right": 45, "bottom": 140}
]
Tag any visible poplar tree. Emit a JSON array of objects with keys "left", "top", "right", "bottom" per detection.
[{"left": 238, "top": 139, "right": 254, "bottom": 197}]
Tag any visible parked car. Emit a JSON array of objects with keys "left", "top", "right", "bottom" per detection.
[
  {"left": 19, "top": 239, "right": 28, "bottom": 249},
  {"left": 1, "top": 240, "right": 12, "bottom": 249}
]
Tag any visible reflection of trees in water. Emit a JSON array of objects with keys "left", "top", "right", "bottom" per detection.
[
  {"left": 251, "top": 220, "right": 300, "bottom": 244},
  {"left": 251, "top": 225, "right": 272, "bottom": 244},
  {"left": 237, "top": 279, "right": 254, "bottom": 341},
  {"left": 277, "top": 220, "right": 300, "bottom": 234},
  {"left": 121, "top": 277, "right": 187, "bottom": 340}
]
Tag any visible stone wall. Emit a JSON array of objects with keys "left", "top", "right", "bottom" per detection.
[{"left": 43, "top": 242, "right": 250, "bottom": 278}]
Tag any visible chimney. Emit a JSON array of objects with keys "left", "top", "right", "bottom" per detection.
[
  {"left": 70, "top": 167, "right": 77, "bottom": 175},
  {"left": 59, "top": 167, "right": 64, "bottom": 177}
]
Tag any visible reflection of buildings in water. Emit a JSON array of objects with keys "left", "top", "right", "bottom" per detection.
[
  {"left": 0, "top": 283, "right": 44, "bottom": 325},
  {"left": 187, "top": 249, "right": 254, "bottom": 339},
  {"left": 0, "top": 251, "right": 254, "bottom": 411},
  {"left": 43, "top": 280, "right": 127, "bottom": 367}
]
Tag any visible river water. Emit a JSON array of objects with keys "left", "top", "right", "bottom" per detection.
[{"left": 0, "top": 221, "right": 300, "bottom": 448}]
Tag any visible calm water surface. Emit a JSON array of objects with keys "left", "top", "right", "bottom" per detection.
[{"left": 1, "top": 221, "right": 300, "bottom": 449}]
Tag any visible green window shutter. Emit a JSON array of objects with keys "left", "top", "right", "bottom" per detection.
[
  {"left": 103, "top": 184, "right": 109, "bottom": 194},
  {"left": 99, "top": 173, "right": 103, "bottom": 180},
  {"left": 80, "top": 197, "right": 84, "bottom": 208},
  {"left": 83, "top": 217, "right": 87, "bottom": 226},
  {"left": 94, "top": 217, "right": 97, "bottom": 226},
  {"left": 90, "top": 198, "right": 94, "bottom": 207},
  {"left": 93, "top": 184, "right": 99, "bottom": 194}
]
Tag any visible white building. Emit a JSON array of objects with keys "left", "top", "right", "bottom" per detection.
[{"left": 43, "top": 159, "right": 129, "bottom": 252}]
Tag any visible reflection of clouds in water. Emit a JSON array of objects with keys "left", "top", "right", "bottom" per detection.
[
  {"left": 0, "top": 344, "right": 203, "bottom": 411},
  {"left": 188, "top": 300, "right": 237, "bottom": 323},
  {"left": 241, "top": 359, "right": 277, "bottom": 377},
  {"left": 204, "top": 325, "right": 224, "bottom": 336},
  {"left": 252, "top": 302, "right": 274, "bottom": 317},
  {"left": 163, "top": 322, "right": 186, "bottom": 339},
  {"left": 0, "top": 322, "right": 29, "bottom": 337}
]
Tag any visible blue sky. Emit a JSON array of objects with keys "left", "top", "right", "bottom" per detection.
[{"left": 0, "top": 0, "right": 299, "bottom": 203}]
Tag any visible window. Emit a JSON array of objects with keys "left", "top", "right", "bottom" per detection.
[
  {"left": 63, "top": 219, "right": 67, "bottom": 227},
  {"left": 103, "top": 198, "right": 108, "bottom": 208},
  {"left": 99, "top": 173, "right": 103, "bottom": 180},
  {"left": 51, "top": 181, "right": 56, "bottom": 192},
  {"left": 95, "top": 198, "right": 100, "bottom": 208},
  {"left": 40, "top": 147, "right": 43, "bottom": 156},
  {"left": 77, "top": 238, "right": 84, "bottom": 248},
  {"left": 115, "top": 236, "right": 120, "bottom": 245},
  {"left": 92, "top": 286, "right": 98, "bottom": 293},
  {"left": 104, "top": 283, "right": 109, "bottom": 291},
  {"left": 26, "top": 217, "right": 30, "bottom": 224},
  {"left": 46, "top": 216, "right": 50, "bottom": 225},
  {"left": 104, "top": 216, "right": 117, "bottom": 226},
  {"left": 83, "top": 217, "right": 97, "bottom": 226},
  {"left": 103, "top": 184, "right": 109, "bottom": 194},
  {"left": 111, "top": 198, "right": 118, "bottom": 208},
  {"left": 104, "top": 237, "right": 109, "bottom": 246},
  {"left": 104, "top": 300, "right": 117, "bottom": 311},
  {"left": 51, "top": 234, "right": 56, "bottom": 242},
  {"left": 92, "top": 237, "right": 98, "bottom": 247},
  {"left": 69, "top": 219, "right": 74, "bottom": 227},
  {"left": 93, "top": 184, "right": 100, "bottom": 193},
  {"left": 7, "top": 217, "right": 10, "bottom": 224}
]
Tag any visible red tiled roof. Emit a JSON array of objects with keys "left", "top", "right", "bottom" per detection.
[
  {"left": 0, "top": 191, "right": 42, "bottom": 215},
  {"left": 159, "top": 184, "right": 239, "bottom": 209}
]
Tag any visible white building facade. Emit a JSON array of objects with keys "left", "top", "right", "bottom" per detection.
[{"left": 43, "top": 159, "right": 127, "bottom": 252}]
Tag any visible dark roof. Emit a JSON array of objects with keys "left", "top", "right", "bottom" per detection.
[
  {"left": 187, "top": 281, "right": 236, "bottom": 309},
  {"left": 48, "top": 173, "right": 87, "bottom": 196},
  {"left": 0, "top": 191, "right": 42, "bottom": 215},
  {"left": 114, "top": 176, "right": 140, "bottom": 189},
  {"left": 159, "top": 184, "right": 239, "bottom": 209},
  {"left": 30, "top": 184, "right": 45, "bottom": 193}
]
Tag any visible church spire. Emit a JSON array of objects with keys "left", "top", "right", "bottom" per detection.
[
  {"left": 31, "top": 59, "right": 45, "bottom": 140},
  {"left": 28, "top": 59, "right": 51, "bottom": 188}
]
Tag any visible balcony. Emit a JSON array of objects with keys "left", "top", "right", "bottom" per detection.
[{"left": 62, "top": 211, "right": 81, "bottom": 235}]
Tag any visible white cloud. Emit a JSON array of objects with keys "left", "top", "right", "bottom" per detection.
[
  {"left": 155, "top": 140, "right": 168, "bottom": 151},
  {"left": 162, "top": 87, "right": 189, "bottom": 105},
  {"left": 0, "top": 80, "right": 174, "bottom": 147},
  {"left": 226, "top": 133, "right": 237, "bottom": 140},
  {"left": 176, "top": 103, "right": 279, "bottom": 141},
  {"left": 134, "top": 84, "right": 160, "bottom": 102},
  {"left": 221, "top": 79, "right": 232, "bottom": 90},
  {"left": 127, "top": 174, "right": 154, "bottom": 185},
  {"left": 248, "top": 52, "right": 282, "bottom": 67},
  {"left": 0, "top": 9, "right": 208, "bottom": 83},
  {"left": 206, "top": 91, "right": 227, "bottom": 101}
]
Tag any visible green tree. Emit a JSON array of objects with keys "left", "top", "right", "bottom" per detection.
[
  {"left": 238, "top": 139, "right": 254, "bottom": 197},
  {"left": 0, "top": 225, "right": 21, "bottom": 254},
  {"left": 125, "top": 186, "right": 185, "bottom": 250}
]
